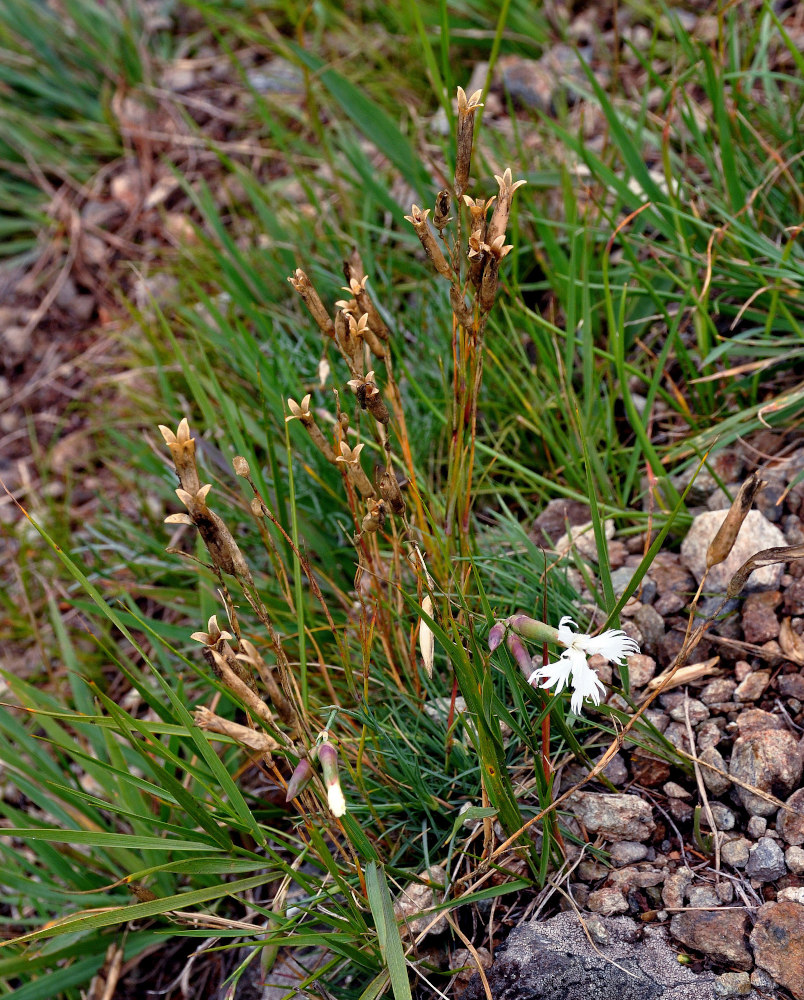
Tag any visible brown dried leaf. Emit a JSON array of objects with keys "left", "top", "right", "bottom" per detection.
[
  {"left": 645, "top": 656, "right": 721, "bottom": 694},
  {"left": 779, "top": 617, "right": 804, "bottom": 666}
]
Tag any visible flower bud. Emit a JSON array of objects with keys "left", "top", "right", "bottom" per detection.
[
  {"left": 318, "top": 742, "right": 347, "bottom": 817},
  {"left": 506, "top": 632, "right": 533, "bottom": 677},
  {"left": 488, "top": 621, "right": 506, "bottom": 651},
  {"left": 285, "top": 758, "right": 314, "bottom": 802}
]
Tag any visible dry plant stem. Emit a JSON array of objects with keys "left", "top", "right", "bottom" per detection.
[
  {"left": 238, "top": 640, "right": 295, "bottom": 728},
  {"left": 683, "top": 695, "right": 721, "bottom": 875},
  {"left": 445, "top": 912, "right": 493, "bottom": 1000}
]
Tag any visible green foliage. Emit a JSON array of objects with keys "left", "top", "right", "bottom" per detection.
[{"left": 4, "top": 1, "right": 804, "bottom": 997}]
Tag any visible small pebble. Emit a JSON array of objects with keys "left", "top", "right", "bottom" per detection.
[
  {"left": 750, "top": 968, "right": 775, "bottom": 991},
  {"left": 609, "top": 841, "right": 649, "bottom": 866},
  {"left": 716, "top": 880, "right": 734, "bottom": 903},
  {"left": 664, "top": 781, "right": 692, "bottom": 799},
  {"left": 745, "top": 837, "right": 787, "bottom": 881},
  {"left": 700, "top": 678, "right": 737, "bottom": 705},
  {"left": 669, "top": 698, "right": 710, "bottom": 724},
  {"left": 697, "top": 719, "right": 725, "bottom": 751},
  {"left": 714, "top": 971, "right": 751, "bottom": 997},
  {"left": 709, "top": 803, "right": 736, "bottom": 831},
  {"left": 721, "top": 837, "right": 751, "bottom": 869},
  {"left": 734, "top": 670, "right": 771, "bottom": 702},
  {"left": 748, "top": 816, "right": 768, "bottom": 839},
  {"left": 587, "top": 887, "right": 628, "bottom": 915},
  {"left": 699, "top": 745, "right": 731, "bottom": 796},
  {"left": 776, "top": 886, "right": 804, "bottom": 905},
  {"left": 687, "top": 885, "right": 720, "bottom": 907},
  {"left": 785, "top": 845, "right": 804, "bottom": 875}
]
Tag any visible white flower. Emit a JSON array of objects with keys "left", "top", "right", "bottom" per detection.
[{"left": 528, "top": 616, "right": 639, "bottom": 715}]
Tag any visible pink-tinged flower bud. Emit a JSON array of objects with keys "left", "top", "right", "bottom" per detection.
[
  {"left": 318, "top": 742, "right": 347, "bottom": 817},
  {"left": 285, "top": 758, "right": 314, "bottom": 802},
  {"left": 506, "top": 632, "right": 533, "bottom": 677},
  {"left": 488, "top": 621, "right": 506, "bottom": 651},
  {"left": 508, "top": 615, "right": 559, "bottom": 645}
]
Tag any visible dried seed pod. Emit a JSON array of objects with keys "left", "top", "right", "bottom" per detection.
[
  {"left": 344, "top": 255, "right": 389, "bottom": 341},
  {"left": 455, "top": 87, "right": 483, "bottom": 197},
  {"left": 195, "top": 706, "right": 280, "bottom": 753},
  {"left": 486, "top": 169, "right": 526, "bottom": 247},
  {"left": 336, "top": 440, "right": 376, "bottom": 498},
  {"left": 478, "top": 254, "right": 500, "bottom": 313},
  {"left": 706, "top": 472, "right": 765, "bottom": 569},
  {"left": 288, "top": 269, "right": 335, "bottom": 339},
  {"left": 361, "top": 498, "right": 387, "bottom": 533},
  {"left": 405, "top": 205, "right": 453, "bottom": 280},
  {"left": 433, "top": 189, "right": 452, "bottom": 232},
  {"left": 378, "top": 469, "right": 406, "bottom": 515},
  {"left": 727, "top": 542, "right": 804, "bottom": 599},
  {"left": 159, "top": 419, "right": 201, "bottom": 496}
]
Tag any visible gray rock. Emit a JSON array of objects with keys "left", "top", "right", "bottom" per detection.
[
  {"left": 595, "top": 752, "right": 629, "bottom": 787},
  {"left": 777, "top": 787, "right": 804, "bottom": 846},
  {"left": 716, "top": 880, "right": 735, "bottom": 904},
  {"left": 611, "top": 566, "right": 657, "bottom": 604},
  {"left": 688, "top": 885, "right": 721, "bottom": 908},
  {"left": 785, "top": 845, "right": 804, "bottom": 874},
  {"left": 699, "top": 746, "right": 731, "bottom": 796},
  {"left": 664, "top": 781, "right": 692, "bottom": 799},
  {"left": 714, "top": 972, "right": 752, "bottom": 997},
  {"left": 669, "top": 699, "right": 710, "bottom": 724},
  {"left": 662, "top": 869, "right": 693, "bottom": 909},
  {"left": 462, "top": 912, "right": 720, "bottom": 1000},
  {"left": 588, "top": 887, "right": 629, "bottom": 915},
  {"left": 610, "top": 841, "right": 650, "bottom": 866},
  {"left": 709, "top": 803, "right": 736, "bottom": 831},
  {"left": 670, "top": 909, "right": 752, "bottom": 970},
  {"left": 680, "top": 509, "right": 786, "bottom": 593},
  {"left": 567, "top": 792, "right": 655, "bottom": 841},
  {"left": 633, "top": 604, "right": 665, "bottom": 654},
  {"left": 697, "top": 720, "right": 726, "bottom": 752},
  {"left": 749, "top": 968, "right": 776, "bottom": 994},
  {"left": 721, "top": 837, "right": 751, "bottom": 868},
  {"left": 729, "top": 730, "right": 803, "bottom": 816},
  {"left": 747, "top": 816, "right": 767, "bottom": 839},
  {"left": 664, "top": 722, "right": 693, "bottom": 754},
  {"left": 745, "top": 837, "right": 786, "bottom": 881}
]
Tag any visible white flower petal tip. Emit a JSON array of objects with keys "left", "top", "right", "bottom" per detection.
[{"left": 328, "top": 785, "right": 347, "bottom": 817}]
